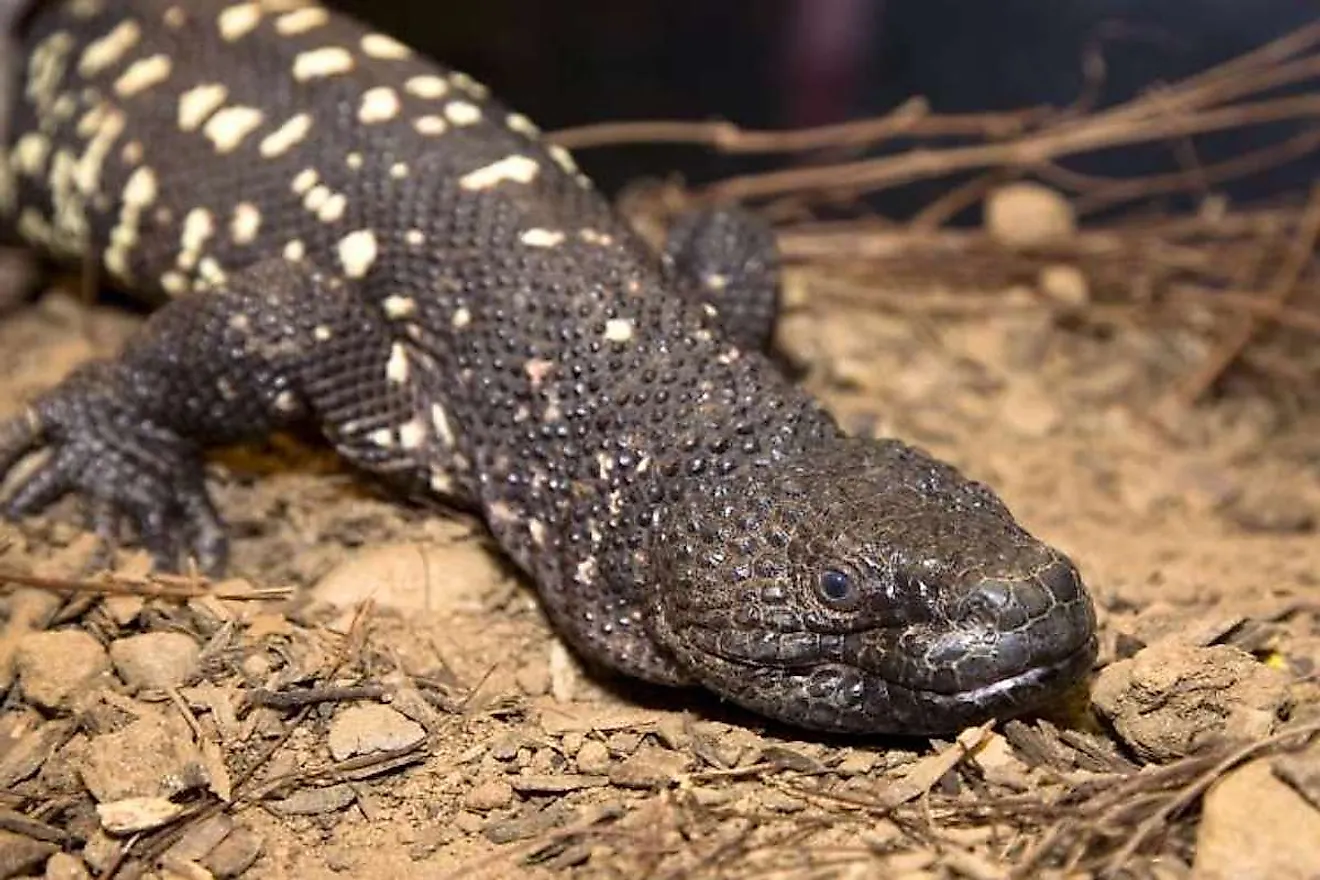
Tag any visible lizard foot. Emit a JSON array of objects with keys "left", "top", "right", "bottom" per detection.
[{"left": 0, "top": 366, "right": 228, "bottom": 574}]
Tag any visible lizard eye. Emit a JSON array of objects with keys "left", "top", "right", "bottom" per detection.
[{"left": 817, "top": 569, "right": 855, "bottom": 605}]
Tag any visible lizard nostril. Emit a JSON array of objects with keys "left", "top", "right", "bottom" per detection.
[{"left": 959, "top": 579, "right": 1014, "bottom": 625}]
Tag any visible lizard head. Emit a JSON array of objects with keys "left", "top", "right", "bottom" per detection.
[{"left": 647, "top": 436, "right": 1097, "bottom": 734}]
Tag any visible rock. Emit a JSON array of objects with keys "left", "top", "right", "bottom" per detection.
[
  {"left": 969, "top": 732, "right": 1033, "bottom": 789},
  {"left": 326, "top": 704, "right": 425, "bottom": 761},
  {"left": 463, "top": 777, "right": 514, "bottom": 811},
  {"left": 514, "top": 660, "right": 550, "bottom": 697},
  {"left": 0, "top": 590, "right": 63, "bottom": 693},
  {"left": 80, "top": 710, "right": 209, "bottom": 802},
  {"left": 534, "top": 701, "right": 668, "bottom": 735},
  {"left": 652, "top": 716, "right": 691, "bottom": 751},
  {"left": 109, "top": 632, "right": 201, "bottom": 691},
  {"left": 163, "top": 814, "right": 233, "bottom": 863},
  {"left": 756, "top": 789, "right": 806, "bottom": 813},
  {"left": 200, "top": 826, "right": 263, "bottom": 879},
  {"left": 0, "top": 830, "right": 57, "bottom": 878},
  {"left": 267, "top": 784, "right": 357, "bottom": 816},
  {"left": 44, "top": 852, "right": 92, "bottom": 880},
  {"left": 1091, "top": 643, "right": 1288, "bottom": 762},
  {"left": 310, "top": 541, "right": 506, "bottom": 612},
  {"left": 97, "top": 796, "right": 187, "bottom": 834},
  {"left": 159, "top": 813, "right": 261, "bottom": 878},
  {"left": 1272, "top": 742, "right": 1320, "bottom": 811},
  {"left": 0, "top": 719, "right": 75, "bottom": 789},
  {"left": 101, "top": 596, "right": 144, "bottom": 628},
  {"left": 15, "top": 630, "right": 110, "bottom": 710},
  {"left": 78, "top": 831, "right": 121, "bottom": 877},
  {"left": 452, "top": 811, "right": 483, "bottom": 835},
  {"left": 984, "top": 182, "right": 1076, "bottom": 248},
  {"left": 483, "top": 804, "right": 571, "bottom": 844},
  {"left": 609, "top": 746, "right": 692, "bottom": 789},
  {"left": 761, "top": 745, "right": 826, "bottom": 774},
  {"left": 574, "top": 740, "right": 611, "bottom": 776},
  {"left": 835, "top": 750, "right": 879, "bottom": 777},
  {"left": 547, "top": 641, "right": 586, "bottom": 703},
  {"left": 1194, "top": 758, "right": 1320, "bottom": 880},
  {"left": 1037, "top": 263, "right": 1090, "bottom": 308}
]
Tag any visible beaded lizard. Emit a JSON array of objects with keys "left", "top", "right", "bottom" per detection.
[{"left": 0, "top": 0, "right": 1097, "bottom": 734}]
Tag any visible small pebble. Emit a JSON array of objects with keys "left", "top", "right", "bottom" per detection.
[
  {"left": 80, "top": 711, "right": 208, "bottom": 801},
  {"left": 689, "top": 786, "right": 733, "bottom": 807},
  {"left": 327, "top": 704, "right": 426, "bottom": 761},
  {"left": 985, "top": 182, "right": 1076, "bottom": 248},
  {"left": 97, "top": 796, "right": 186, "bottom": 833},
  {"left": 761, "top": 745, "right": 825, "bottom": 774},
  {"left": 652, "top": 716, "right": 691, "bottom": 751},
  {"left": 757, "top": 789, "right": 806, "bottom": 813},
  {"left": 452, "top": 811, "right": 484, "bottom": 835},
  {"left": 311, "top": 541, "right": 504, "bottom": 612},
  {"left": 0, "top": 718, "right": 74, "bottom": 789},
  {"left": 488, "top": 733, "right": 523, "bottom": 761},
  {"left": 267, "top": 784, "right": 357, "bottom": 816},
  {"left": 109, "top": 632, "right": 201, "bottom": 691},
  {"left": 483, "top": 804, "right": 571, "bottom": 844},
  {"left": 44, "top": 852, "right": 92, "bottom": 880},
  {"left": 0, "top": 831, "right": 56, "bottom": 878},
  {"left": 604, "top": 730, "right": 642, "bottom": 755},
  {"left": 322, "top": 846, "right": 357, "bottom": 873},
  {"left": 78, "top": 831, "right": 121, "bottom": 876},
  {"left": 1195, "top": 758, "right": 1320, "bottom": 880},
  {"left": 1273, "top": 743, "right": 1320, "bottom": 807},
  {"left": 200, "top": 826, "right": 264, "bottom": 879},
  {"left": 514, "top": 661, "right": 551, "bottom": 696},
  {"left": 575, "top": 740, "right": 611, "bottom": 775},
  {"left": 560, "top": 731, "right": 585, "bottom": 755},
  {"left": 835, "top": 750, "right": 879, "bottom": 776},
  {"left": 1037, "top": 263, "right": 1089, "bottom": 307},
  {"left": 101, "top": 596, "right": 144, "bottom": 627},
  {"left": 15, "top": 630, "right": 110, "bottom": 710},
  {"left": 164, "top": 814, "right": 233, "bottom": 863},
  {"left": 464, "top": 778, "right": 514, "bottom": 811},
  {"left": 609, "top": 746, "right": 692, "bottom": 789}
]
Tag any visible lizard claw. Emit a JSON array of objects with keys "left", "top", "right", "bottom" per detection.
[{"left": 0, "top": 368, "right": 229, "bottom": 575}]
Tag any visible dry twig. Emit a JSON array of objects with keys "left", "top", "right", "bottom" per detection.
[
  {"left": 0, "top": 567, "right": 291, "bottom": 601},
  {"left": 1177, "top": 183, "right": 1320, "bottom": 401}
]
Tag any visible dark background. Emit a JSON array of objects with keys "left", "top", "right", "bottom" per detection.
[{"left": 334, "top": 1, "right": 1318, "bottom": 216}]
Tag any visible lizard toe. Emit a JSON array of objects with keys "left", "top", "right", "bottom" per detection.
[{"left": 0, "top": 380, "right": 230, "bottom": 574}]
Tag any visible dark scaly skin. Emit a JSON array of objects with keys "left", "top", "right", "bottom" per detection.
[{"left": 0, "top": 0, "right": 1097, "bottom": 734}]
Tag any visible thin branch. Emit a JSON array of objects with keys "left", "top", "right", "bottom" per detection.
[
  {"left": 549, "top": 98, "right": 1041, "bottom": 152},
  {"left": 1035, "top": 127, "right": 1320, "bottom": 213},
  {"left": 1177, "top": 182, "right": 1320, "bottom": 401},
  {"left": 702, "top": 94, "right": 1320, "bottom": 202},
  {"left": 0, "top": 568, "right": 291, "bottom": 601},
  {"left": 1102, "top": 718, "right": 1320, "bottom": 876}
]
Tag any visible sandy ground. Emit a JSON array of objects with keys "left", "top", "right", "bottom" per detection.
[{"left": 0, "top": 232, "right": 1318, "bottom": 879}]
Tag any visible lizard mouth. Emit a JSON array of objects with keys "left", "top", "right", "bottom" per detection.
[
  {"left": 653, "top": 578, "right": 1098, "bottom": 736},
  {"left": 668, "top": 624, "right": 1098, "bottom": 734}
]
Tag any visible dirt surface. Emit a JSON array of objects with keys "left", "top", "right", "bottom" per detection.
[{"left": 0, "top": 219, "right": 1319, "bottom": 879}]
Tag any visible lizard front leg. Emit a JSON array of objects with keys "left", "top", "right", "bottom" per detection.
[{"left": 0, "top": 257, "right": 470, "bottom": 572}]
